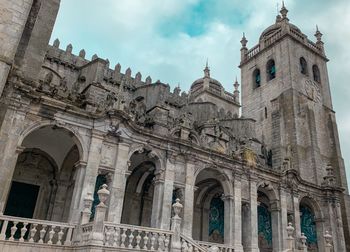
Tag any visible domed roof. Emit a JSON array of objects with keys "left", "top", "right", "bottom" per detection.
[
  {"left": 190, "top": 65, "right": 223, "bottom": 93},
  {"left": 259, "top": 2, "right": 302, "bottom": 41},
  {"left": 259, "top": 20, "right": 302, "bottom": 41}
]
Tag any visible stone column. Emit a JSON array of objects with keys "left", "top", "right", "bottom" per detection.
[
  {"left": 182, "top": 161, "right": 196, "bottom": 237},
  {"left": 223, "top": 196, "right": 234, "bottom": 246},
  {"left": 246, "top": 175, "right": 259, "bottom": 252},
  {"left": 68, "top": 161, "right": 87, "bottom": 223},
  {"left": 107, "top": 142, "right": 130, "bottom": 223},
  {"left": 159, "top": 159, "right": 176, "bottom": 230},
  {"left": 271, "top": 201, "right": 281, "bottom": 252},
  {"left": 233, "top": 176, "right": 243, "bottom": 252},
  {"left": 334, "top": 202, "right": 346, "bottom": 252},
  {"left": 292, "top": 192, "right": 301, "bottom": 238},
  {"left": 151, "top": 177, "right": 165, "bottom": 228},
  {"left": 279, "top": 187, "right": 289, "bottom": 250},
  {"left": 74, "top": 130, "right": 104, "bottom": 222},
  {"left": 0, "top": 105, "right": 27, "bottom": 213}
]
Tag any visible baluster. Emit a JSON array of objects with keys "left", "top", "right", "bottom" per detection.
[
  {"left": 135, "top": 230, "right": 142, "bottom": 249},
  {"left": 120, "top": 228, "right": 127, "bottom": 248},
  {"left": 47, "top": 225, "right": 56, "bottom": 244},
  {"left": 9, "top": 221, "right": 18, "bottom": 241},
  {"left": 57, "top": 227, "right": 64, "bottom": 245},
  {"left": 157, "top": 233, "right": 164, "bottom": 251},
  {"left": 150, "top": 232, "right": 156, "bottom": 251},
  {"left": 188, "top": 243, "right": 193, "bottom": 252},
  {"left": 105, "top": 226, "right": 112, "bottom": 245},
  {"left": 38, "top": 224, "right": 47, "bottom": 244},
  {"left": 0, "top": 220, "right": 8, "bottom": 240},
  {"left": 19, "top": 222, "right": 28, "bottom": 242},
  {"left": 113, "top": 227, "right": 120, "bottom": 247},
  {"left": 194, "top": 247, "right": 199, "bottom": 252},
  {"left": 29, "top": 223, "right": 38, "bottom": 243},
  {"left": 164, "top": 234, "right": 170, "bottom": 251},
  {"left": 128, "top": 228, "right": 134, "bottom": 249},
  {"left": 64, "top": 227, "right": 73, "bottom": 245},
  {"left": 142, "top": 231, "right": 149, "bottom": 250},
  {"left": 181, "top": 240, "right": 188, "bottom": 252}
]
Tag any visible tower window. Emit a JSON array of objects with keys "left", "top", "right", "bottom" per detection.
[
  {"left": 300, "top": 57, "right": 308, "bottom": 75},
  {"left": 266, "top": 60, "right": 276, "bottom": 81},
  {"left": 313, "top": 65, "right": 321, "bottom": 83},
  {"left": 253, "top": 69, "right": 261, "bottom": 88}
]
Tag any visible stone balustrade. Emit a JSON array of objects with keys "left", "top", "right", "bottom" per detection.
[
  {"left": 103, "top": 222, "right": 173, "bottom": 251},
  {"left": 0, "top": 214, "right": 74, "bottom": 246},
  {"left": 195, "top": 240, "right": 234, "bottom": 252}
]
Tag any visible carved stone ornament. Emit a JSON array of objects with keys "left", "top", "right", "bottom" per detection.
[{"left": 304, "top": 79, "right": 321, "bottom": 103}]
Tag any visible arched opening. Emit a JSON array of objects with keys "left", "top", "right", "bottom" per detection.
[
  {"left": 266, "top": 60, "right": 276, "bottom": 81},
  {"left": 312, "top": 65, "right": 321, "bottom": 83},
  {"left": 121, "top": 150, "right": 160, "bottom": 227},
  {"left": 4, "top": 126, "right": 80, "bottom": 222},
  {"left": 300, "top": 57, "right": 308, "bottom": 75},
  {"left": 300, "top": 199, "right": 319, "bottom": 252},
  {"left": 193, "top": 168, "right": 227, "bottom": 244},
  {"left": 257, "top": 190, "right": 273, "bottom": 252},
  {"left": 253, "top": 69, "right": 261, "bottom": 88}
]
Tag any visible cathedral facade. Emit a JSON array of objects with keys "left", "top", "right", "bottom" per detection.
[{"left": 0, "top": 1, "right": 349, "bottom": 252}]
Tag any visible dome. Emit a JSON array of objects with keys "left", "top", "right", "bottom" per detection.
[
  {"left": 259, "top": 3, "right": 302, "bottom": 41},
  {"left": 190, "top": 65, "right": 223, "bottom": 94},
  {"left": 259, "top": 20, "right": 302, "bottom": 41}
]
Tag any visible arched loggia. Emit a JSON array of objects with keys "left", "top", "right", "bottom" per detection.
[
  {"left": 121, "top": 149, "right": 162, "bottom": 228},
  {"left": 4, "top": 125, "right": 81, "bottom": 222},
  {"left": 192, "top": 168, "right": 231, "bottom": 244}
]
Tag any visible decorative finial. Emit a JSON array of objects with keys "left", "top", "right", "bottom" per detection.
[
  {"left": 53, "top": 38, "right": 60, "bottom": 48},
  {"left": 79, "top": 49, "right": 86, "bottom": 58},
  {"left": 240, "top": 33, "right": 248, "bottom": 47},
  {"left": 315, "top": 25, "right": 323, "bottom": 42},
  {"left": 234, "top": 78, "right": 240, "bottom": 91},
  {"left": 204, "top": 60, "right": 210, "bottom": 78},
  {"left": 66, "top": 44, "right": 73, "bottom": 54},
  {"left": 280, "top": 1, "right": 289, "bottom": 20}
]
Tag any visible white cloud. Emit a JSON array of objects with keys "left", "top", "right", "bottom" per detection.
[{"left": 52, "top": 0, "right": 350, "bottom": 187}]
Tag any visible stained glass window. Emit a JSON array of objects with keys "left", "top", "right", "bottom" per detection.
[
  {"left": 209, "top": 196, "right": 224, "bottom": 242},
  {"left": 300, "top": 205, "right": 318, "bottom": 250},
  {"left": 91, "top": 174, "right": 108, "bottom": 220},
  {"left": 258, "top": 203, "right": 273, "bottom": 249}
]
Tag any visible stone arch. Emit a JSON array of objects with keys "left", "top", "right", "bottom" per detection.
[
  {"left": 18, "top": 120, "right": 87, "bottom": 162},
  {"left": 5, "top": 124, "right": 82, "bottom": 222},
  {"left": 192, "top": 167, "right": 232, "bottom": 243},
  {"left": 257, "top": 182, "right": 279, "bottom": 252},
  {"left": 121, "top": 149, "right": 163, "bottom": 227},
  {"left": 299, "top": 196, "right": 323, "bottom": 252}
]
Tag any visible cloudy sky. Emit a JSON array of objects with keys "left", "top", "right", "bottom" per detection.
[{"left": 51, "top": 0, "right": 350, "bottom": 188}]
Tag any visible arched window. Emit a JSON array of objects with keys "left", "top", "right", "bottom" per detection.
[
  {"left": 313, "top": 65, "right": 321, "bottom": 83},
  {"left": 300, "top": 57, "right": 308, "bottom": 75},
  {"left": 300, "top": 205, "right": 318, "bottom": 250},
  {"left": 253, "top": 69, "right": 261, "bottom": 88},
  {"left": 266, "top": 60, "right": 276, "bottom": 81}
]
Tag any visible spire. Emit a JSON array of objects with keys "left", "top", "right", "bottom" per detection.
[
  {"left": 280, "top": 1, "right": 289, "bottom": 20},
  {"left": 233, "top": 77, "right": 240, "bottom": 103},
  {"left": 240, "top": 33, "right": 248, "bottom": 48},
  {"left": 315, "top": 25, "right": 323, "bottom": 42},
  {"left": 204, "top": 60, "right": 210, "bottom": 78}
]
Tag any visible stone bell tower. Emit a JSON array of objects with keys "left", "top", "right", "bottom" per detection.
[
  {"left": 240, "top": 3, "right": 346, "bottom": 188},
  {"left": 0, "top": 0, "right": 61, "bottom": 97}
]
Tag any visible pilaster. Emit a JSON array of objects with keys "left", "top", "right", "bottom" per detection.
[{"left": 108, "top": 142, "right": 130, "bottom": 223}]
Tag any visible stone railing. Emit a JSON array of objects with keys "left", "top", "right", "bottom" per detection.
[
  {"left": 0, "top": 214, "right": 74, "bottom": 246},
  {"left": 196, "top": 240, "right": 234, "bottom": 252},
  {"left": 103, "top": 222, "right": 173, "bottom": 251},
  {"left": 247, "top": 45, "right": 260, "bottom": 60},
  {"left": 180, "top": 234, "right": 207, "bottom": 252}
]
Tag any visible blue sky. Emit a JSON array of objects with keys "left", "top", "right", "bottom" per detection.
[{"left": 51, "top": 0, "right": 350, "bottom": 188}]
